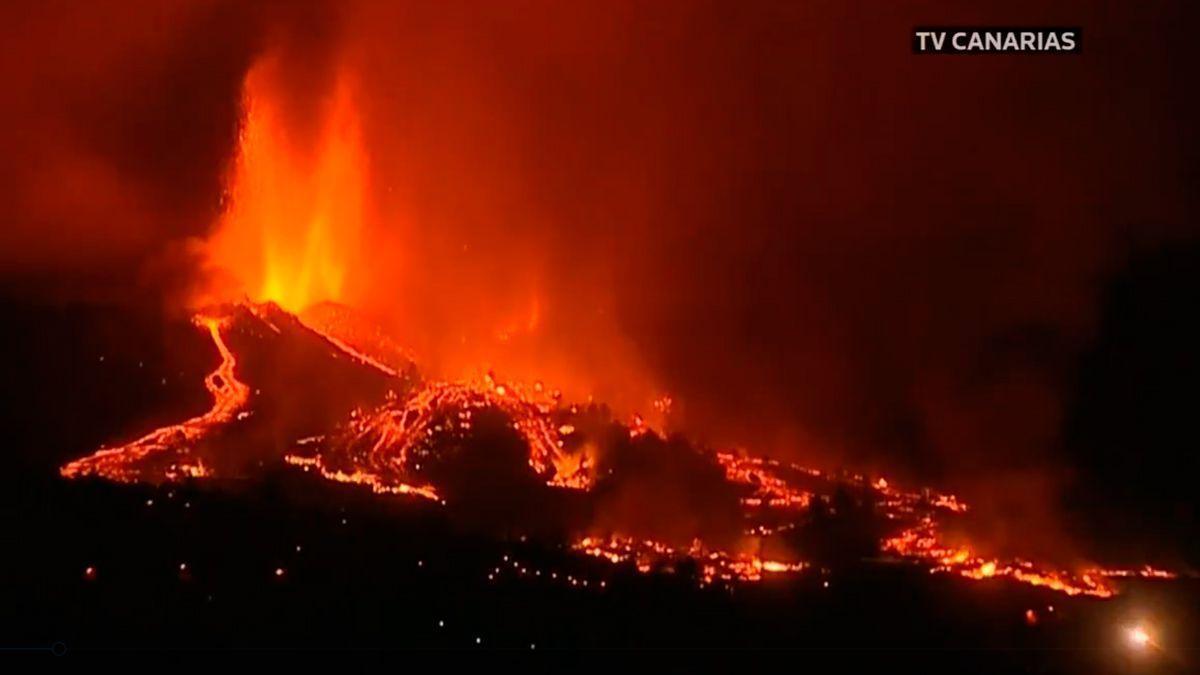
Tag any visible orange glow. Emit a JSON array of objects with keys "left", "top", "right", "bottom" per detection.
[
  {"left": 1127, "top": 625, "right": 1153, "bottom": 649},
  {"left": 204, "top": 55, "right": 368, "bottom": 313}
]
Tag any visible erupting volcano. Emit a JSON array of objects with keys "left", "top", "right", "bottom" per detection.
[
  {"left": 55, "top": 42, "right": 1182, "bottom": 605},
  {"left": 8, "top": 1, "right": 1199, "bottom": 664}
]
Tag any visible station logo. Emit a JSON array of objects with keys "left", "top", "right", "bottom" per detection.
[{"left": 913, "top": 27, "right": 1080, "bottom": 54}]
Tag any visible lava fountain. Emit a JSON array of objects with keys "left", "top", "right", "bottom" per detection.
[{"left": 203, "top": 53, "right": 368, "bottom": 313}]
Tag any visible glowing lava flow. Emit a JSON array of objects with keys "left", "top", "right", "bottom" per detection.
[
  {"left": 60, "top": 313, "right": 249, "bottom": 483},
  {"left": 874, "top": 473, "right": 1176, "bottom": 598},
  {"left": 883, "top": 516, "right": 1176, "bottom": 599},
  {"left": 711, "top": 451, "right": 1175, "bottom": 597},
  {"left": 283, "top": 375, "right": 593, "bottom": 500},
  {"left": 57, "top": 303, "right": 1177, "bottom": 596},
  {"left": 882, "top": 518, "right": 1116, "bottom": 598},
  {"left": 574, "top": 535, "right": 806, "bottom": 585},
  {"left": 716, "top": 452, "right": 816, "bottom": 511}
]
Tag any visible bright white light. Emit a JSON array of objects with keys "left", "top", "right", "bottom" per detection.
[{"left": 1127, "top": 626, "right": 1151, "bottom": 648}]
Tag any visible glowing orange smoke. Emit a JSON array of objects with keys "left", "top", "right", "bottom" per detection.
[{"left": 204, "top": 55, "right": 368, "bottom": 313}]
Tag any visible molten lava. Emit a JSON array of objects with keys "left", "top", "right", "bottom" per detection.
[
  {"left": 60, "top": 312, "right": 248, "bottom": 483},
  {"left": 58, "top": 300, "right": 1177, "bottom": 596},
  {"left": 283, "top": 375, "right": 594, "bottom": 502}
]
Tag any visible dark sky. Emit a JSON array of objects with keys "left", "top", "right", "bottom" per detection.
[{"left": 2, "top": 1, "right": 1197, "bottom": 555}]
